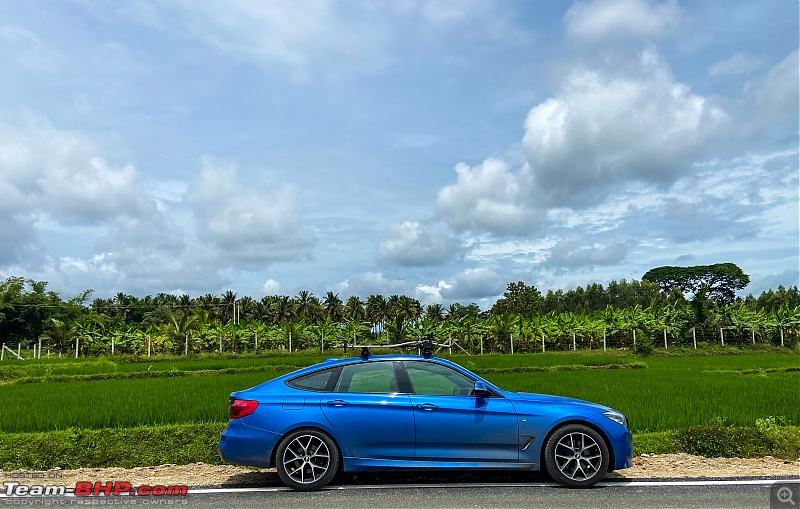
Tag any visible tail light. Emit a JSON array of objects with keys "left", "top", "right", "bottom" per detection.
[{"left": 230, "top": 399, "right": 259, "bottom": 419}]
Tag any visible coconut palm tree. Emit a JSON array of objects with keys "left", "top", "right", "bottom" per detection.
[
  {"left": 366, "top": 294, "right": 388, "bottom": 333},
  {"left": 398, "top": 296, "right": 422, "bottom": 322},
  {"left": 271, "top": 296, "right": 295, "bottom": 324},
  {"left": 323, "top": 292, "right": 346, "bottom": 322},
  {"left": 424, "top": 303, "right": 445, "bottom": 322},
  {"left": 345, "top": 296, "right": 365, "bottom": 322}
]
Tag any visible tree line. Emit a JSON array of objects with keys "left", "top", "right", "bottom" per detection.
[{"left": 0, "top": 266, "right": 797, "bottom": 356}]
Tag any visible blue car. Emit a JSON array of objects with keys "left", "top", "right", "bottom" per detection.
[{"left": 219, "top": 345, "right": 632, "bottom": 491}]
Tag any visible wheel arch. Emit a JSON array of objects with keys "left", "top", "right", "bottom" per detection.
[
  {"left": 269, "top": 425, "right": 344, "bottom": 472},
  {"left": 539, "top": 419, "right": 616, "bottom": 473}
]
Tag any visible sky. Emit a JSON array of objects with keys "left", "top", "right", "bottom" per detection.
[{"left": 0, "top": 0, "right": 797, "bottom": 309}]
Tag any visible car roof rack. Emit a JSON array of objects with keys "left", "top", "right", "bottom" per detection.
[{"left": 332, "top": 339, "right": 440, "bottom": 360}]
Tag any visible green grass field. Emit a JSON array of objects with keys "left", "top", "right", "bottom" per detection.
[{"left": 0, "top": 348, "right": 797, "bottom": 433}]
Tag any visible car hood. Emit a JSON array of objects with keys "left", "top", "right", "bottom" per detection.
[{"left": 512, "top": 392, "right": 611, "bottom": 412}]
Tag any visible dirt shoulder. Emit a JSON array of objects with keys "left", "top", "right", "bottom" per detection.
[{"left": 1, "top": 454, "right": 797, "bottom": 488}]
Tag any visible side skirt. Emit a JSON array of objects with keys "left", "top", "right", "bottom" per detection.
[{"left": 342, "top": 458, "right": 539, "bottom": 472}]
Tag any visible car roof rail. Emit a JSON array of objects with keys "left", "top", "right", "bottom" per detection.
[{"left": 332, "top": 338, "right": 440, "bottom": 360}]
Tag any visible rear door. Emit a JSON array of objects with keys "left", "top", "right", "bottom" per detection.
[
  {"left": 320, "top": 360, "right": 414, "bottom": 460},
  {"left": 403, "top": 360, "right": 519, "bottom": 462}
]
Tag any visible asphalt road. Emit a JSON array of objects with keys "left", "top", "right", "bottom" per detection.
[
  {"left": 3, "top": 478, "right": 798, "bottom": 509},
  {"left": 180, "top": 483, "right": 791, "bottom": 509}
]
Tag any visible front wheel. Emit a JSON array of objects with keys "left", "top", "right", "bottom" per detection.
[
  {"left": 543, "top": 424, "right": 609, "bottom": 488},
  {"left": 275, "top": 428, "right": 340, "bottom": 491}
]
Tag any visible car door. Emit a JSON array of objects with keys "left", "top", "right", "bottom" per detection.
[
  {"left": 403, "top": 360, "right": 519, "bottom": 462},
  {"left": 320, "top": 360, "right": 415, "bottom": 460}
]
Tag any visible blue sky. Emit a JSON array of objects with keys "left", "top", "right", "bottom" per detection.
[{"left": 0, "top": 0, "right": 797, "bottom": 308}]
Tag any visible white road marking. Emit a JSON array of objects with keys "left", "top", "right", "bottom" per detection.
[
  {"left": 186, "top": 478, "right": 800, "bottom": 494},
  {"left": 1, "top": 479, "right": 796, "bottom": 497}
]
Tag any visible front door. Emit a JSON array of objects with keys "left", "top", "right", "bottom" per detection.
[{"left": 403, "top": 360, "right": 519, "bottom": 462}]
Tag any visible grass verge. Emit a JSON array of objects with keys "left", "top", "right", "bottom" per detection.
[{"left": 1, "top": 423, "right": 797, "bottom": 471}]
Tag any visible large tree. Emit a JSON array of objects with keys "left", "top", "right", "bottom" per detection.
[
  {"left": 491, "top": 281, "right": 543, "bottom": 317},
  {"left": 642, "top": 263, "right": 750, "bottom": 304}
]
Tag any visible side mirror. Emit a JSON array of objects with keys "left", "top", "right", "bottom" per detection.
[{"left": 472, "top": 381, "right": 492, "bottom": 398}]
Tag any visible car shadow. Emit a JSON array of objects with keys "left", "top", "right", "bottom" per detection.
[{"left": 219, "top": 469, "right": 564, "bottom": 489}]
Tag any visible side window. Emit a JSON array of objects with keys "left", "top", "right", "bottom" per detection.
[
  {"left": 333, "top": 362, "right": 399, "bottom": 394},
  {"left": 403, "top": 361, "right": 475, "bottom": 396},
  {"left": 286, "top": 368, "right": 337, "bottom": 392}
]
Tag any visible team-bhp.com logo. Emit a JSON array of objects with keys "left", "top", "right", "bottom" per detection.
[{"left": 3, "top": 481, "right": 187, "bottom": 497}]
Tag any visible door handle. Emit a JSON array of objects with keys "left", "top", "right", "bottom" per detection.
[
  {"left": 326, "top": 400, "right": 350, "bottom": 407},
  {"left": 416, "top": 403, "right": 439, "bottom": 411}
]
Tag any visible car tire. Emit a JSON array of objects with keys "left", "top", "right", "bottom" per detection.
[
  {"left": 275, "top": 428, "right": 340, "bottom": 491},
  {"left": 543, "top": 423, "right": 609, "bottom": 488}
]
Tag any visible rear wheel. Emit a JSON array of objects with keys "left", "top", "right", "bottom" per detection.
[
  {"left": 275, "top": 428, "right": 339, "bottom": 491},
  {"left": 543, "top": 424, "right": 609, "bottom": 488}
]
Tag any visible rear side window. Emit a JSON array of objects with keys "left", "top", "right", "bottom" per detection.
[{"left": 286, "top": 368, "right": 337, "bottom": 392}]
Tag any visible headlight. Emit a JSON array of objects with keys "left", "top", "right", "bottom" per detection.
[{"left": 602, "top": 410, "right": 628, "bottom": 428}]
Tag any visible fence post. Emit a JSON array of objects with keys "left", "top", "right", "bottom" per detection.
[
  {"left": 111, "top": 336, "right": 115, "bottom": 355},
  {"left": 693, "top": 327, "right": 697, "bottom": 349},
  {"left": 321, "top": 332, "right": 324, "bottom": 354},
  {"left": 185, "top": 334, "right": 189, "bottom": 356},
  {"left": 632, "top": 330, "right": 636, "bottom": 347},
  {"left": 75, "top": 338, "right": 79, "bottom": 359},
  {"left": 38, "top": 338, "right": 42, "bottom": 359},
  {"left": 480, "top": 336, "right": 483, "bottom": 355},
  {"left": 18, "top": 343, "right": 21, "bottom": 358},
  {"left": 664, "top": 329, "right": 668, "bottom": 350},
  {"left": 720, "top": 327, "right": 724, "bottom": 347},
  {"left": 541, "top": 333, "right": 545, "bottom": 353},
  {"left": 752, "top": 330, "right": 755, "bottom": 345},
  {"left": 572, "top": 333, "right": 576, "bottom": 351},
  {"left": 510, "top": 334, "right": 514, "bottom": 355},
  {"left": 219, "top": 335, "right": 222, "bottom": 354},
  {"left": 603, "top": 330, "right": 607, "bottom": 351},
  {"left": 148, "top": 336, "right": 151, "bottom": 357},
  {"left": 255, "top": 332, "right": 258, "bottom": 350},
  {"left": 780, "top": 328, "right": 784, "bottom": 347},
  {"left": 289, "top": 331, "right": 292, "bottom": 353}
]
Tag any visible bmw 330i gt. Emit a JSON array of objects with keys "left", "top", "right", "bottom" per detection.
[{"left": 219, "top": 345, "right": 632, "bottom": 491}]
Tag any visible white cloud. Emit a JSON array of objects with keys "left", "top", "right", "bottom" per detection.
[
  {"left": 564, "top": 0, "right": 682, "bottom": 42},
  {"left": 709, "top": 52, "right": 761, "bottom": 77},
  {"left": 263, "top": 278, "right": 282, "bottom": 294},
  {"left": 746, "top": 270, "right": 800, "bottom": 296},
  {"left": 745, "top": 50, "right": 799, "bottom": 135},
  {"left": 414, "top": 280, "right": 451, "bottom": 305},
  {"left": 523, "top": 49, "right": 728, "bottom": 207},
  {"left": 0, "top": 118, "right": 157, "bottom": 265},
  {"left": 335, "top": 272, "right": 411, "bottom": 298},
  {"left": 0, "top": 24, "right": 62, "bottom": 70},
  {"left": 187, "top": 158, "right": 315, "bottom": 270},
  {"left": 379, "top": 221, "right": 460, "bottom": 266},
  {"left": 167, "top": 0, "right": 389, "bottom": 77},
  {"left": 434, "top": 49, "right": 730, "bottom": 237},
  {"left": 440, "top": 268, "right": 504, "bottom": 300},
  {"left": 436, "top": 158, "right": 545, "bottom": 235},
  {"left": 543, "top": 235, "right": 627, "bottom": 269}
]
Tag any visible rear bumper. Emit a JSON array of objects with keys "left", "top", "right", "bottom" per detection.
[{"left": 218, "top": 419, "right": 280, "bottom": 468}]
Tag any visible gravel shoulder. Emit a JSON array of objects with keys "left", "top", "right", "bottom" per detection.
[{"left": 1, "top": 455, "right": 798, "bottom": 488}]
